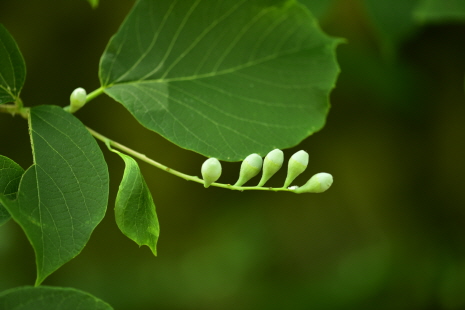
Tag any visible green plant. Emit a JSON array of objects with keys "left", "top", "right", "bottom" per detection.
[
  {"left": 3, "top": 0, "right": 463, "bottom": 308},
  {"left": 0, "top": 0, "right": 340, "bottom": 307}
]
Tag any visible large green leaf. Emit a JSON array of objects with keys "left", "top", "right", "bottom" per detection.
[
  {"left": 109, "top": 148, "right": 159, "bottom": 255},
  {"left": 0, "top": 286, "right": 113, "bottom": 310},
  {"left": 100, "top": 0, "right": 341, "bottom": 161},
  {"left": 0, "top": 105, "right": 109, "bottom": 285},
  {"left": 0, "top": 155, "right": 24, "bottom": 226},
  {"left": 0, "top": 24, "right": 26, "bottom": 104},
  {"left": 414, "top": 0, "right": 465, "bottom": 23}
]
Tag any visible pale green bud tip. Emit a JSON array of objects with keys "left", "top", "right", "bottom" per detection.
[
  {"left": 69, "top": 87, "right": 87, "bottom": 112},
  {"left": 201, "top": 158, "right": 222, "bottom": 188},
  {"left": 283, "top": 150, "right": 309, "bottom": 188},
  {"left": 244, "top": 153, "right": 263, "bottom": 169},
  {"left": 234, "top": 153, "right": 263, "bottom": 186},
  {"left": 290, "top": 150, "right": 309, "bottom": 166},
  {"left": 257, "top": 149, "right": 283, "bottom": 187},
  {"left": 266, "top": 149, "right": 284, "bottom": 166},
  {"left": 294, "top": 173, "right": 333, "bottom": 194}
]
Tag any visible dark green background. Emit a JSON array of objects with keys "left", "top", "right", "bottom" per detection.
[{"left": 1, "top": 0, "right": 465, "bottom": 309}]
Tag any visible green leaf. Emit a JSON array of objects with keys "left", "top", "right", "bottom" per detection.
[
  {"left": 0, "top": 155, "right": 24, "bottom": 226},
  {"left": 0, "top": 105, "right": 109, "bottom": 285},
  {"left": 0, "top": 24, "right": 26, "bottom": 104},
  {"left": 414, "top": 0, "right": 465, "bottom": 23},
  {"left": 0, "top": 286, "right": 113, "bottom": 310},
  {"left": 109, "top": 147, "right": 159, "bottom": 256},
  {"left": 100, "top": 0, "right": 341, "bottom": 161},
  {"left": 86, "top": 0, "right": 99, "bottom": 9}
]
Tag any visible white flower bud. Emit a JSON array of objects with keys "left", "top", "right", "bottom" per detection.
[
  {"left": 294, "top": 173, "right": 333, "bottom": 194},
  {"left": 69, "top": 87, "right": 87, "bottom": 113},
  {"left": 283, "top": 150, "right": 309, "bottom": 188},
  {"left": 234, "top": 153, "right": 263, "bottom": 186},
  {"left": 257, "top": 149, "right": 283, "bottom": 187},
  {"left": 201, "top": 158, "right": 222, "bottom": 188}
]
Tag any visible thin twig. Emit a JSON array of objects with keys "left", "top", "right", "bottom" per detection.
[{"left": 86, "top": 127, "right": 294, "bottom": 193}]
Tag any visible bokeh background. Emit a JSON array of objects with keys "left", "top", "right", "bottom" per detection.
[{"left": 1, "top": 0, "right": 465, "bottom": 309}]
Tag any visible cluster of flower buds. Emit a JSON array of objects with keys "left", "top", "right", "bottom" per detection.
[{"left": 200, "top": 149, "right": 333, "bottom": 193}]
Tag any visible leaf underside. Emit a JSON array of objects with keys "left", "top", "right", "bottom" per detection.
[
  {"left": 0, "top": 155, "right": 24, "bottom": 226},
  {"left": 0, "top": 24, "right": 26, "bottom": 104},
  {"left": 100, "top": 0, "right": 341, "bottom": 161},
  {"left": 0, "top": 105, "right": 109, "bottom": 285},
  {"left": 111, "top": 148, "right": 159, "bottom": 256},
  {"left": 0, "top": 286, "right": 113, "bottom": 310}
]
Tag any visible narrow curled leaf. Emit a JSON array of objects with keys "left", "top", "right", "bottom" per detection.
[
  {"left": 0, "top": 155, "right": 24, "bottom": 226},
  {"left": 0, "top": 105, "right": 109, "bottom": 285},
  {"left": 0, "top": 24, "right": 26, "bottom": 104},
  {"left": 99, "top": 0, "right": 341, "bottom": 161},
  {"left": 0, "top": 286, "right": 113, "bottom": 310},
  {"left": 109, "top": 147, "right": 159, "bottom": 256}
]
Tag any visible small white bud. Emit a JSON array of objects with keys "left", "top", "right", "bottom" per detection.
[
  {"left": 294, "top": 173, "right": 333, "bottom": 194},
  {"left": 69, "top": 87, "right": 87, "bottom": 113},
  {"left": 283, "top": 150, "right": 309, "bottom": 188},
  {"left": 257, "top": 149, "right": 283, "bottom": 187},
  {"left": 234, "top": 153, "right": 263, "bottom": 186},
  {"left": 201, "top": 158, "right": 222, "bottom": 188}
]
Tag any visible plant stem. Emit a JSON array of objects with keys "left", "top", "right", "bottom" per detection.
[
  {"left": 15, "top": 97, "right": 24, "bottom": 109},
  {"left": 86, "top": 127, "right": 294, "bottom": 193},
  {"left": 0, "top": 104, "right": 16, "bottom": 114},
  {"left": 63, "top": 87, "right": 105, "bottom": 113},
  {"left": 0, "top": 103, "right": 29, "bottom": 118},
  {"left": 86, "top": 87, "right": 105, "bottom": 103}
]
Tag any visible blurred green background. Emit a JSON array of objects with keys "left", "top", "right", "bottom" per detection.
[{"left": 1, "top": 0, "right": 465, "bottom": 309}]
